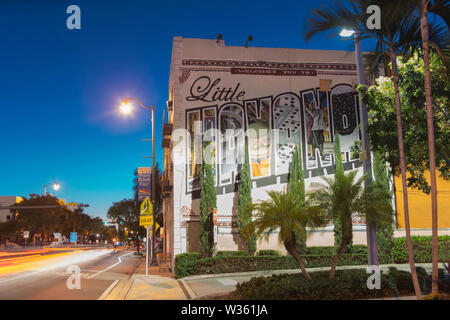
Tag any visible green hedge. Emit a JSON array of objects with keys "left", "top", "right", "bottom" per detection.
[
  {"left": 305, "top": 245, "right": 367, "bottom": 256},
  {"left": 392, "top": 235, "right": 450, "bottom": 263},
  {"left": 174, "top": 252, "right": 202, "bottom": 278},
  {"left": 256, "top": 250, "right": 282, "bottom": 256},
  {"left": 216, "top": 251, "right": 248, "bottom": 257},
  {"left": 175, "top": 253, "right": 368, "bottom": 278},
  {"left": 174, "top": 236, "right": 450, "bottom": 278},
  {"left": 232, "top": 267, "right": 434, "bottom": 300}
]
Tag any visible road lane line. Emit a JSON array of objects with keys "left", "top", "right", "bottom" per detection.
[
  {"left": 86, "top": 252, "right": 133, "bottom": 279},
  {"left": 98, "top": 279, "right": 119, "bottom": 300}
]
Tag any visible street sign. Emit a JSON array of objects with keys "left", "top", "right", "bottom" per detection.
[
  {"left": 139, "top": 197, "right": 153, "bottom": 227},
  {"left": 213, "top": 208, "right": 217, "bottom": 225},
  {"left": 70, "top": 232, "right": 77, "bottom": 243},
  {"left": 213, "top": 225, "right": 218, "bottom": 244},
  {"left": 23, "top": 231, "right": 29, "bottom": 239},
  {"left": 138, "top": 167, "right": 152, "bottom": 201},
  {"left": 140, "top": 215, "right": 154, "bottom": 226},
  {"left": 140, "top": 197, "right": 153, "bottom": 216}
]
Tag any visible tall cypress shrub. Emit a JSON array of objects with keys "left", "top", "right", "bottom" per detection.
[
  {"left": 373, "top": 151, "right": 394, "bottom": 263},
  {"left": 238, "top": 140, "right": 256, "bottom": 255},
  {"left": 333, "top": 133, "right": 353, "bottom": 253},
  {"left": 199, "top": 143, "right": 217, "bottom": 257},
  {"left": 288, "top": 144, "right": 307, "bottom": 254}
]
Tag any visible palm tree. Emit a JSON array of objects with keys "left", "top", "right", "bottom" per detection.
[
  {"left": 242, "top": 190, "right": 327, "bottom": 279},
  {"left": 406, "top": 0, "right": 449, "bottom": 295},
  {"left": 304, "top": 0, "right": 448, "bottom": 297},
  {"left": 309, "top": 170, "right": 392, "bottom": 278}
]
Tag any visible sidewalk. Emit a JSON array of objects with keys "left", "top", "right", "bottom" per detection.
[{"left": 104, "top": 257, "right": 188, "bottom": 300}]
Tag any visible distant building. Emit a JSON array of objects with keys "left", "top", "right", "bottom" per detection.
[{"left": 0, "top": 196, "right": 22, "bottom": 223}]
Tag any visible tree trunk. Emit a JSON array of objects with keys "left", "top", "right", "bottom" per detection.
[
  {"left": 329, "top": 238, "right": 348, "bottom": 279},
  {"left": 330, "top": 217, "right": 352, "bottom": 278},
  {"left": 284, "top": 235, "right": 310, "bottom": 280},
  {"left": 391, "top": 52, "right": 422, "bottom": 299},
  {"left": 420, "top": 0, "right": 439, "bottom": 295}
]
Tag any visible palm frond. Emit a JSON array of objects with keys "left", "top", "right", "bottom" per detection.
[{"left": 304, "top": 0, "right": 365, "bottom": 42}]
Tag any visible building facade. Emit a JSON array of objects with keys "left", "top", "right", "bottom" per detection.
[
  {"left": 0, "top": 196, "right": 22, "bottom": 223},
  {"left": 162, "top": 37, "right": 449, "bottom": 265}
]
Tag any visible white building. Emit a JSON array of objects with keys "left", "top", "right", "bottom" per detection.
[{"left": 161, "top": 36, "right": 421, "bottom": 265}]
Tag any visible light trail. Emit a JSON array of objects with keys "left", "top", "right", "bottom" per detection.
[{"left": 0, "top": 248, "right": 112, "bottom": 279}]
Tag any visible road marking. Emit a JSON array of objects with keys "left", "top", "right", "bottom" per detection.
[
  {"left": 97, "top": 279, "right": 119, "bottom": 300},
  {"left": 86, "top": 252, "right": 133, "bottom": 279}
]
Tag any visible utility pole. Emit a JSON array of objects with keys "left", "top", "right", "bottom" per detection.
[
  {"left": 151, "top": 105, "right": 156, "bottom": 265},
  {"left": 354, "top": 31, "right": 379, "bottom": 266},
  {"left": 122, "top": 97, "right": 157, "bottom": 267}
]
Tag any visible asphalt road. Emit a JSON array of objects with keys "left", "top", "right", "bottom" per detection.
[{"left": 0, "top": 248, "right": 141, "bottom": 300}]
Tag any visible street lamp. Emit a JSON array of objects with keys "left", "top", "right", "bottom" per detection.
[
  {"left": 44, "top": 182, "right": 61, "bottom": 196},
  {"left": 340, "top": 28, "right": 379, "bottom": 267},
  {"left": 339, "top": 28, "right": 355, "bottom": 37},
  {"left": 119, "top": 96, "right": 156, "bottom": 276}
]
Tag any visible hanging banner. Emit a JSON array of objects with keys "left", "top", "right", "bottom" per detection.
[{"left": 138, "top": 167, "right": 152, "bottom": 201}]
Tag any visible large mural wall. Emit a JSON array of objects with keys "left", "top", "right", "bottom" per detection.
[
  {"left": 166, "top": 40, "right": 376, "bottom": 254},
  {"left": 182, "top": 75, "right": 362, "bottom": 196}
]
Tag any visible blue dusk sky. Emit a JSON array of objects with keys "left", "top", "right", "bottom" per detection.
[{"left": 0, "top": 0, "right": 374, "bottom": 219}]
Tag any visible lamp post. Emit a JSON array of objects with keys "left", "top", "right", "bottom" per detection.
[
  {"left": 339, "top": 28, "right": 379, "bottom": 266},
  {"left": 121, "top": 97, "right": 157, "bottom": 273},
  {"left": 43, "top": 182, "right": 60, "bottom": 196}
]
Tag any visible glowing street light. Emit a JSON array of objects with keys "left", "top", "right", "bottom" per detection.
[
  {"left": 44, "top": 182, "right": 61, "bottom": 196},
  {"left": 339, "top": 28, "right": 355, "bottom": 37},
  {"left": 120, "top": 101, "right": 132, "bottom": 115}
]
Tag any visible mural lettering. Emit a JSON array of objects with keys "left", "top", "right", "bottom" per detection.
[
  {"left": 184, "top": 83, "right": 361, "bottom": 193},
  {"left": 186, "top": 76, "right": 246, "bottom": 102}
]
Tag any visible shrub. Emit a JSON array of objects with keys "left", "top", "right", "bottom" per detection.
[
  {"left": 176, "top": 254, "right": 367, "bottom": 278},
  {"left": 305, "top": 245, "right": 367, "bottom": 256},
  {"left": 392, "top": 236, "right": 450, "bottom": 263},
  {"left": 173, "top": 236, "right": 450, "bottom": 278},
  {"left": 256, "top": 250, "right": 282, "bottom": 256},
  {"left": 215, "top": 251, "right": 248, "bottom": 257},
  {"left": 174, "top": 252, "right": 202, "bottom": 278},
  {"left": 232, "top": 268, "right": 430, "bottom": 300}
]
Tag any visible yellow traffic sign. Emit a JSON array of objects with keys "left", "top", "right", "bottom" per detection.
[
  {"left": 140, "top": 197, "right": 153, "bottom": 226},
  {"left": 140, "top": 197, "right": 153, "bottom": 216},
  {"left": 140, "top": 215, "right": 154, "bottom": 227}
]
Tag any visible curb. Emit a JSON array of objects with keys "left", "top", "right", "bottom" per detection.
[
  {"left": 103, "top": 257, "right": 143, "bottom": 300},
  {"left": 179, "top": 279, "right": 197, "bottom": 299}
]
